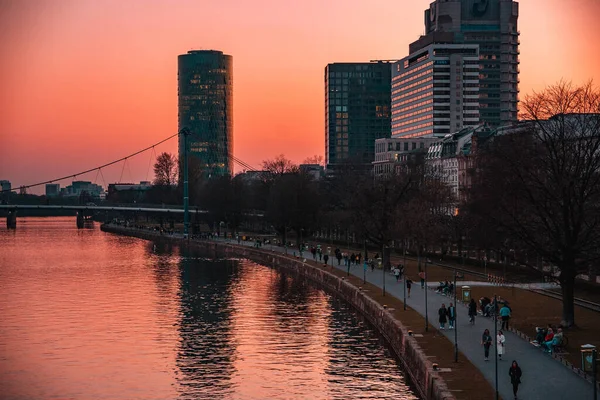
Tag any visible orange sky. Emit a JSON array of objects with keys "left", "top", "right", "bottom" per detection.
[{"left": 1, "top": 0, "right": 599, "bottom": 192}]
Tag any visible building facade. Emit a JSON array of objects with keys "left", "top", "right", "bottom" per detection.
[
  {"left": 178, "top": 50, "right": 233, "bottom": 177},
  {"left": 325, "top": 62, "right": 392, "bottom": 170},
  {"left": 61, "top": 181, "right": 104, "bottom": 198},
  {"left": 373, "top": 137, "right": 437, "bottom": 176},
  {"left": 45, "top": 184, "right": 60, "bottom": 197},
  {"left": 392, "top": 43, "right": 480, "bottom": 138},
  {"left": 422, "top": 0, "right": 520, "bottom": 127}
]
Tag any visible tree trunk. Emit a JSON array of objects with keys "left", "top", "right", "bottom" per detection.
[{"left": 560, "top": 269, "right": 576, "bottom": 328}]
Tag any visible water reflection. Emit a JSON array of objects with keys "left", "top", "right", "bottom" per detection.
[{"left": 0, "top": 218, "right": 418, "bottom": 399}]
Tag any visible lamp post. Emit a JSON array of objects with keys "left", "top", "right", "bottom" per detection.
[
  {"left": 382, "top": 245, "right": 386, "bottom": 297},
  {"left": 425, "top": 254, "right": 429, "bottom": 332},
  {"left": 403, "top": 243, "right": 407, "bottom": 311},
  {"left": 454, "top": 268, "right": 458, "bottom": 362},
  {"left": 494, "top": 294, "right": 499, "bottom": 400}
]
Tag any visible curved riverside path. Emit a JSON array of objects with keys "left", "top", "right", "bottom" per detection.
[{"left": 216, "top": 238, "right": 597, "bottom": 400}]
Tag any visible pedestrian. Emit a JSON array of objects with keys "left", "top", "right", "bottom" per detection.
[
  {"left": 394, "top": 266, "right": 400, "bottom": 282},
  {"left": 497, "top": 330, "right": 506, "bottom": 360},
  {"left": 336, "top": 251, "right": 342, "bottom": 266},
  {"left": 509, "top": 360, "right": 522, "bottom": 399},
  {"left": 468, "top": 298, "right": 477, "bottom": 324},
  {"left": 357, "top": 253, "right": 362, "bottom": 265},
  {"left": 406, "top": 278, "right": 413, "bottom": 297},
  {"left": 438, "top": 303, "right": 448, "bottom": 330},
  {"left": 350, "top": 253, "right": 356, "bottom": 265},
  {"left": 323, "top": 254, "right": 329, "bottom": 265},
  {"left": 448, "top": 302, "right": 456, "bottom": 329},
  {"left": 370, "top": 259, "right": 375, "bottom": 272},
  {"left": 418, "top": 270, "right": 426, "bottom": 289},
  {"left": 343, "top": 253, "right": 348, "bottom": 266},
  {"left": 482, "top": 328, "right": 493, "bottom": 361},
  {"left": 399, "top": 264, "right": 404, "bottom": 280},
  {"left": 500, "top": 303, "right": 511, "bottom": 330},
  {"left": 318, "top": 248, "right": 322, "bottom": 261}
]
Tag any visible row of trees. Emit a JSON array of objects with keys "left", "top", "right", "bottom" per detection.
[{"left": 146, "top": 82, "right": 599, "bottom": 327}]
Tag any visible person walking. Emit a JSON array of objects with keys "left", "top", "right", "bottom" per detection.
[
  {"left": 323, "top": 254, "right": 329, "bottom": 265},
  {"left": 438, "top": 303, "right": 448, "bottom": 330},
  {"left": 482, "top": 328, "right": 493, "bottom": 361},
  {"left": 509, "top": 360, "right": 522, "bottom": 399},
  {"left": 468, "top": 298, "right": 477, "bottom": 325},
  {"left": 497, "top": 330, "right": 506, "bottom": 360},
  {"left": 418, "top": 270, "right": 426, "bottom": 289},
  {"left": 448, "top": 302, "right": 456, "bottom": 329},
  {"left": 394, "top": 266, "right": 400, "bottom": 282},
  {"left": 500, "top": 303, "right": 511, "bottom": 330},
  {"left": 406, "top": 278, "right": 413, "bottom": 297}
]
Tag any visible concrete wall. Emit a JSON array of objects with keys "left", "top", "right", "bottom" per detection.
[{"left": 101, "top": 224, "right": 455, "bottom": 400}]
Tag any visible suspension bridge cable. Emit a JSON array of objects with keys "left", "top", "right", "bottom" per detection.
[{"left": 1, "top": 132, "right": 179, "bottom": 193}]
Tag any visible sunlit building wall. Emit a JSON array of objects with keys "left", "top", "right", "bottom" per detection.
[
  {"left": 392, "top": 44, "right": 480, "bottom": 138},
  {"left": 422, "top": 0, "right": 520, "bottom": 127},
  {"left": 325, "top": 62, "right": 392, "bottom": 170},
  {"left": 178, "top": 50, "right": 233, "bottom": 178}
]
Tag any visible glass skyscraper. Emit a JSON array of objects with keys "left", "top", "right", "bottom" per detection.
[
  {"left": 178, "top": 50, "right": 233, "bottom": 177},
  {"left": 325, "top": 62, "right": 391, "bottom": 170},
  {"left": 422, "top": 0, "right": 519, "bottom": 127}
]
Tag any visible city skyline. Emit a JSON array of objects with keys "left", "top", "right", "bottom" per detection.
[{"left": 1, "top": 0, "right": 599, "bottom": 191}]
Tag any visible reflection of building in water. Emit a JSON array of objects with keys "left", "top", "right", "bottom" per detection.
[{"left": 175, "top": 248, "right": 237, "bottom": 397}]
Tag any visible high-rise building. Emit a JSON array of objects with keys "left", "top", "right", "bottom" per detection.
[
  {"left": 325, "top": 62, "right": 392, "bottom": 170},
  {"left": 178, "top": 50, "right": 233, "bottom": 177},
  {"left": 421, "top": 0, "right": 519, "bottom": 127},
  {"left": 392, "top": 43, "right": 480, "bottom": 138},
  {"left": 45, "top": 183, "right": 60, "bottom": 197}
]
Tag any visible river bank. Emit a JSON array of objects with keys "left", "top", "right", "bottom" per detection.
[{"left": 101, "top": 223, "right": 500, "bottom": 400}]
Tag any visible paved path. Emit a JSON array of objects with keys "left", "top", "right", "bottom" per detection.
[{"left": 186, "top": 235, "right": 598, "bottom": 399}]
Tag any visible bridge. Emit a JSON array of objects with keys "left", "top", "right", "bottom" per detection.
[
  {"left": 0, "top": 204, "right": 208, "bottom": 229},
  {"left": 1, "top": 129, "right": 259, "bottom": 231}
]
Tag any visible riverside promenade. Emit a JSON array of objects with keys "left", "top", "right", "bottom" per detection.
[{"left": 221, "top": 238, "right": 597, "bottom": 400}]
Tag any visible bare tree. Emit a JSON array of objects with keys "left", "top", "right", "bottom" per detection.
[
  {"left": 303, "top": 155, "right": 324, "bottom": 166},
  {"left": 153, "top": 152, "right": 178, "bottom": 186},
  {"left": 262, "top": 154, "right": 299, "bottom": 178},
  {"left": 470, "top": 81, "right": 600, "bottom": 327}
]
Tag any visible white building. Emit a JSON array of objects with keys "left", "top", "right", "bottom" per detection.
[
  {"left": 392, "top": 43, "right": 480, "bottom": 138},
  {"left": 373, "top": 137, "right": 437, "bottom": 176}
]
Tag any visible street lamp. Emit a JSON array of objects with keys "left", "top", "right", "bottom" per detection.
[
  {"left": 425, "top": 255, "right": 429, "bottom": 332},
  {"left": 454, "top": 268, "right": 458, "bottom": 362},
  {"left": 381, "top": 247, "right": 386, "bottom": 297},
  {"left": 494, "top": 294, "right": 499, "bottom": 400}
]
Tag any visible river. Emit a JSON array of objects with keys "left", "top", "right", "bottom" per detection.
[{"left": 0, "top": 217, "right": 418, "bottom": 399}]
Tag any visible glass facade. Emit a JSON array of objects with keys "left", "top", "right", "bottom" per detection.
[
  {"left": 178, "top": 50, "right": 233, "bottom": 177},
  {"left": 325, "top": 62, "right": 391, "bottom": 169}
]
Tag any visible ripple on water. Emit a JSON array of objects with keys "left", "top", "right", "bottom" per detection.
[{"left": 0, "top": 218, "right": 418, "bottom": 399}]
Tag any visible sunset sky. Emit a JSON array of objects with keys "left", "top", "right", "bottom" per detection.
[{"left": 1, "top": 0, "right": 599, "bottom": 192}]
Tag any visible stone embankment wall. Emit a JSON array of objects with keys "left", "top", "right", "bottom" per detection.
[{"left": 101, "top": 224, "right": 455, "bottom": 400}]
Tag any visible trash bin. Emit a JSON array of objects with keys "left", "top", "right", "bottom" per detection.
[{"left": 462, "top": 286, "right": 471, "bottom": 303}]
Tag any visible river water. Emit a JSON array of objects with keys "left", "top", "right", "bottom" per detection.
[{"left": 0, "top": 217, "right": 418, "bottom": 399}]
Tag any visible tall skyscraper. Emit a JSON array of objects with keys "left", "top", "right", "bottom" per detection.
[
  {"left": 392, "top": 43, "right": 480, "bottom": 138},
  {"left": 178, "top": 50, "right": 233, "bottom": 177},
  {"left": 421, "top": 0, "right": 519, "bottom": 127},
  {"left": 325, "top": 62, "right": 391, "bottom": 170}
]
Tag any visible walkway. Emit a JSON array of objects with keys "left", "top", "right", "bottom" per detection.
[{"left": 217, "top": 238, "right": 597, "bottom": 400}]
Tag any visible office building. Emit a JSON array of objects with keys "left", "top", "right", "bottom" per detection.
[
  {"left": 178, "top": 50, "right": 233, "bottom": 177},
  {"left": 392, "top": 43, "right": 480, "bottom": 138},
  {"left": 325, "top": 62, "right": 392, "bottom": 170},
  {"left": 61, "top": 181, "right": 104, "bottom": 198},
  {"left": 373, "top": 137, "right": 437, "bottom": 176},
  {"left": 421, "top": 0, "right": 520, "bottom": 127},
  {"left": 0, "top": 180, "right": 11, "bottom": 192},
  {"left": 45, "top": 183, "right": 60, "bottom": 197}
]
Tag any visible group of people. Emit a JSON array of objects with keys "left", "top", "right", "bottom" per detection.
[
  {"left": 482, "top": 330, "right": 523, "bottom": 399},
  {"left": 437, "top": 303, "right": 456, "bottom": 329},
  {"left": 534, "top": 324, "right": 564, "bottom": 353},
  {"left": 435, "top": 280, "right": 454, "bottom": 295}
]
